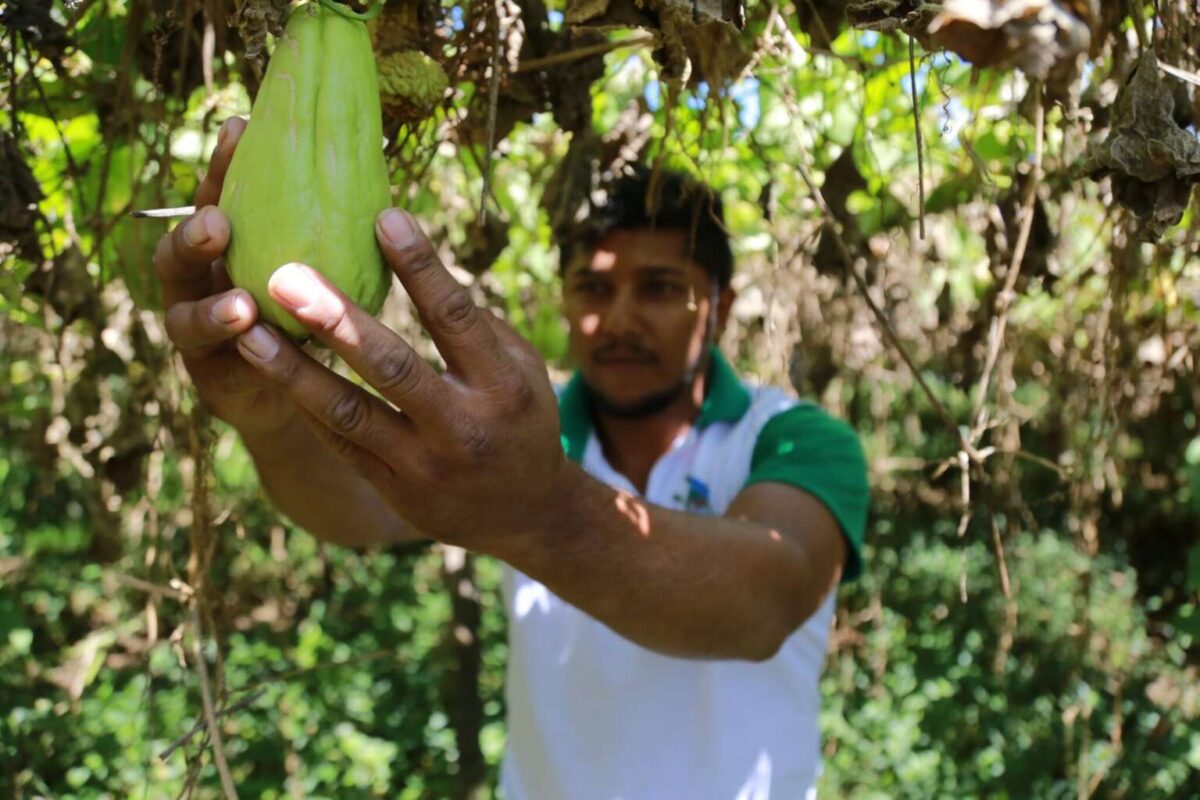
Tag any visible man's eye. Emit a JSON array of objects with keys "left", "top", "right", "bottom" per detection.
[
  {"left": 573, "top": 281, "right": 609, "bottom": 297},
  {"left": 642, "top": 281, "right": 685, "bottom": 298}
]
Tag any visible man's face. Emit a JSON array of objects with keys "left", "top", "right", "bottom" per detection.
[{"left": 563, "top": 227, "right": 728, "bottom": 414}]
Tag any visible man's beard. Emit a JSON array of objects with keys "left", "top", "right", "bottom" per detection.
[
  {"left": 582, "top": 378, "right": 689, "bottom": 419},
  {"left": 582, "top": 347, "right": 710, "bottom": 420}
]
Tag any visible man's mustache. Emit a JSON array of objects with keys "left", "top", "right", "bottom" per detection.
[{"left": 592, "top": 344, "right": 657, "bottom": 363}]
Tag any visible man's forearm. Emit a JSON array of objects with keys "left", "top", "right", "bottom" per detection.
[
  {"left": 241, "top": 415, "right": 416, "bottom": 548},
  {"left": 495, "top": 469, "right": 819, "bottom": 661}
]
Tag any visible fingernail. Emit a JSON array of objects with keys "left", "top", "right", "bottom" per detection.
[
  {"left": 184, "top": 208, "right": 211, "bottom": 246},
  {"left": 212, "top": 292, "right": 249, "bottom": 325},
  {"left": 203, "top": 207, "right": 227, "bottom": 240},
  {"left": 269, "top": 263, "right": 324, "bottom": 311},
  {"left": 238, "top": 325, "right": 278, "bottom": 361},
  {"left": 378, "top": 209, "right": 416, "bottom": 247}
]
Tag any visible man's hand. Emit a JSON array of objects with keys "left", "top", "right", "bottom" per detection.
[
  {"left": 233, "top": 210, "right": 573, "bottom": 555},
  {"left": 151, "top": 118, "right": 419, "bottom": 548},
  {"left": 152, "top": 117, "right": 297, "bottom": 437}
]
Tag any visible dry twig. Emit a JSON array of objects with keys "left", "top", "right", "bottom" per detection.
[
  {"left": 189, "top": 607, "right": 239, "bottom": 800},
  {"left": 113, "top": 573, "right": 190, "bottom": 602},
  {"left": 972, "top": 82, "right": 1045, "bottom": 435},
  {"left": 159, "top": 689, "right": 268, "bottom": 761},
  {"left": 516, "top": 34, "right": 656, "bottom": 73}
]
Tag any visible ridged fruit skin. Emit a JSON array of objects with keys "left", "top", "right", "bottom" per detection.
[{"left": 219, "top": 2, "right": 392, "bottom": 339}]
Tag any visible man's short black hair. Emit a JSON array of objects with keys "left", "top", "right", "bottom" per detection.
[{"left": 560, "top": 166, "right": 734, "bottom": 290}]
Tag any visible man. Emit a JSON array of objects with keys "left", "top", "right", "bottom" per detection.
[{"left": 153, "top": 116, "right": 868, "bottom": 798}]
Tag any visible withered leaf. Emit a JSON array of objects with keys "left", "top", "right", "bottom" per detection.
[
  {"left": 1081, "top": 51, "right": 1200, "bottom": 241},
  {"left": 846, "top": 0, "right": 1100, "bottom": 102},
  {"left": 927, "top": 0, "right": 1090, "bottom": 99}
]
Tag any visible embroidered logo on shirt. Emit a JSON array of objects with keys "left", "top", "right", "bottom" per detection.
[{"left": 675, "top": 475, "right": 714, "bottom": 514}]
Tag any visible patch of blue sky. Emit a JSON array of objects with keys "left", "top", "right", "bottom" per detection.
[
  {"left": 855, "top": 30, "right": 885, "bottom": 65},
  {"left": 547, "top": 9, "right": 564, "bottom": 28},
  {"left": 902, "top": 63, "right": 933, "bottom": 97},
  {"left": 933, "top": 49, "right": 967, "bottom": 75},
  {"left": 685, "top": 81, "right": 709, "bottom": 111},
  {"left": 449, "top": 5, "right": 464, "bottom": 31},
  {"left": 644, "top": 79, "right": 662, "bottom": 111},
  {"left": 940, "top": 96, "right": 970, "bottom": 144},
  {"left": 729, "top": 77, "right": 761, "bottom": 130},
  {"left": 1079, "top": 60, "right": 1096, "bottom": 92},
  {"left": 643, "top": 77, "right": 760, "bottom": 130}
]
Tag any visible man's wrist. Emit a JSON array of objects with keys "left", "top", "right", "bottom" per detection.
[{"left": 486, "top": 458, "right": 595, "bottom": 569}]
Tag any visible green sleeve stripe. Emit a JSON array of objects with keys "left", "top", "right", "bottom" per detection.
[{"left": 746, "top": 404, "right": 869, "bottom": 583}]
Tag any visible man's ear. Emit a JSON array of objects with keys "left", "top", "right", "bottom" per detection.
[{"left": 715, "top": 285, "right": 736, "bottom": 337}]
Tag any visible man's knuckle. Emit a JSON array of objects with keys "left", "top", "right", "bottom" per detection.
[
  {"left": 324, "top": 390, "right": 371, "bottom": 436},
  {"left": 458, "top": 422, "right": 492, "bottom": 458},
  {"left": 326, "top": 432, "right": 361, "bottom": 460},
  {"left": 371, "top": 345, "right": 421, "bottom": 393},
  {"left": 436, "top": 291, "right": 478, "bottom": 334},
  {"left": 508, "top": 379, "right": 536, "bottom": 412},
  {"left": 402, "top": 243, "right": 440, "bottom": 276},
  {"left": 390, "top": 237, "right": 438, "bottom": 278},
  {"left": 490, "top": 375, "right": 534, "bottom": 414}
]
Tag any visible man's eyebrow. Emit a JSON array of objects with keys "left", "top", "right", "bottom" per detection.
[
  {"left": 636, "top": 264, "right": 689, "bottom": 278},
  {"left": 565, "top": 264, "right": 605, "bottom": 278},
  {"left": 638, "top": 263, "right": 686, "bottom": 277},
  {"left": 565, "top": 263, "right": 690, "bottom": 278}
]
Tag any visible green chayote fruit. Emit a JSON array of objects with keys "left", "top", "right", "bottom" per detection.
[{"left": 219, "top": 1, "right": 392, "bottom": 339}]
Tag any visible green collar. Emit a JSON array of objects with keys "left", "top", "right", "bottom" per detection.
[{"left": 558, "top": 346, "right": 753, "bottom": 463}]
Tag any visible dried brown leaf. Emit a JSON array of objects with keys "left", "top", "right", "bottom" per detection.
[
  {"left": 928, "top": 0, "right": 1090, "bottom": 98},
  {"left": 1081, "top": 51, "right": 1200, "bottom": 241}
]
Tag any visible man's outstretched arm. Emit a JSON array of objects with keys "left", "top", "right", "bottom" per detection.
[
  {"left": 500, "top": 476, "right": 847, "bottom": 661},
  {"left": 228, "top": 208, "right": 854, "bottom": 660}
]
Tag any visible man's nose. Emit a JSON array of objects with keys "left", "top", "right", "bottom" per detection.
[{"left": 598, "top": 287, "right": 642, "bottom": 336}]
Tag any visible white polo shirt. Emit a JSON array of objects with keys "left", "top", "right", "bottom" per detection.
[{"left": 500, "top": 349, "right": 868, "bottom": 800}]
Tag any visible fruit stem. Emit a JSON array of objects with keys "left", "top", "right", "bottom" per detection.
[{"left": 317, "top": 0, "right": 384, "bottom": 22}]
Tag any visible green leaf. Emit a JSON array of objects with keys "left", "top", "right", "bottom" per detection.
[
  {"left": 75, "top": 12, "right": 126, "bottom": 69},
  {"left": 8, "top": 627, "right": 33, "bottom": 656},
  {"left": 1187, "top": 543, "right": 1200, "bottom": 592},
  {"left": 926, "top": 173, "right": 980, "bottom": 214},
  {"left": 973, "top": 128, "right": 1012, "bottom": 162}
]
